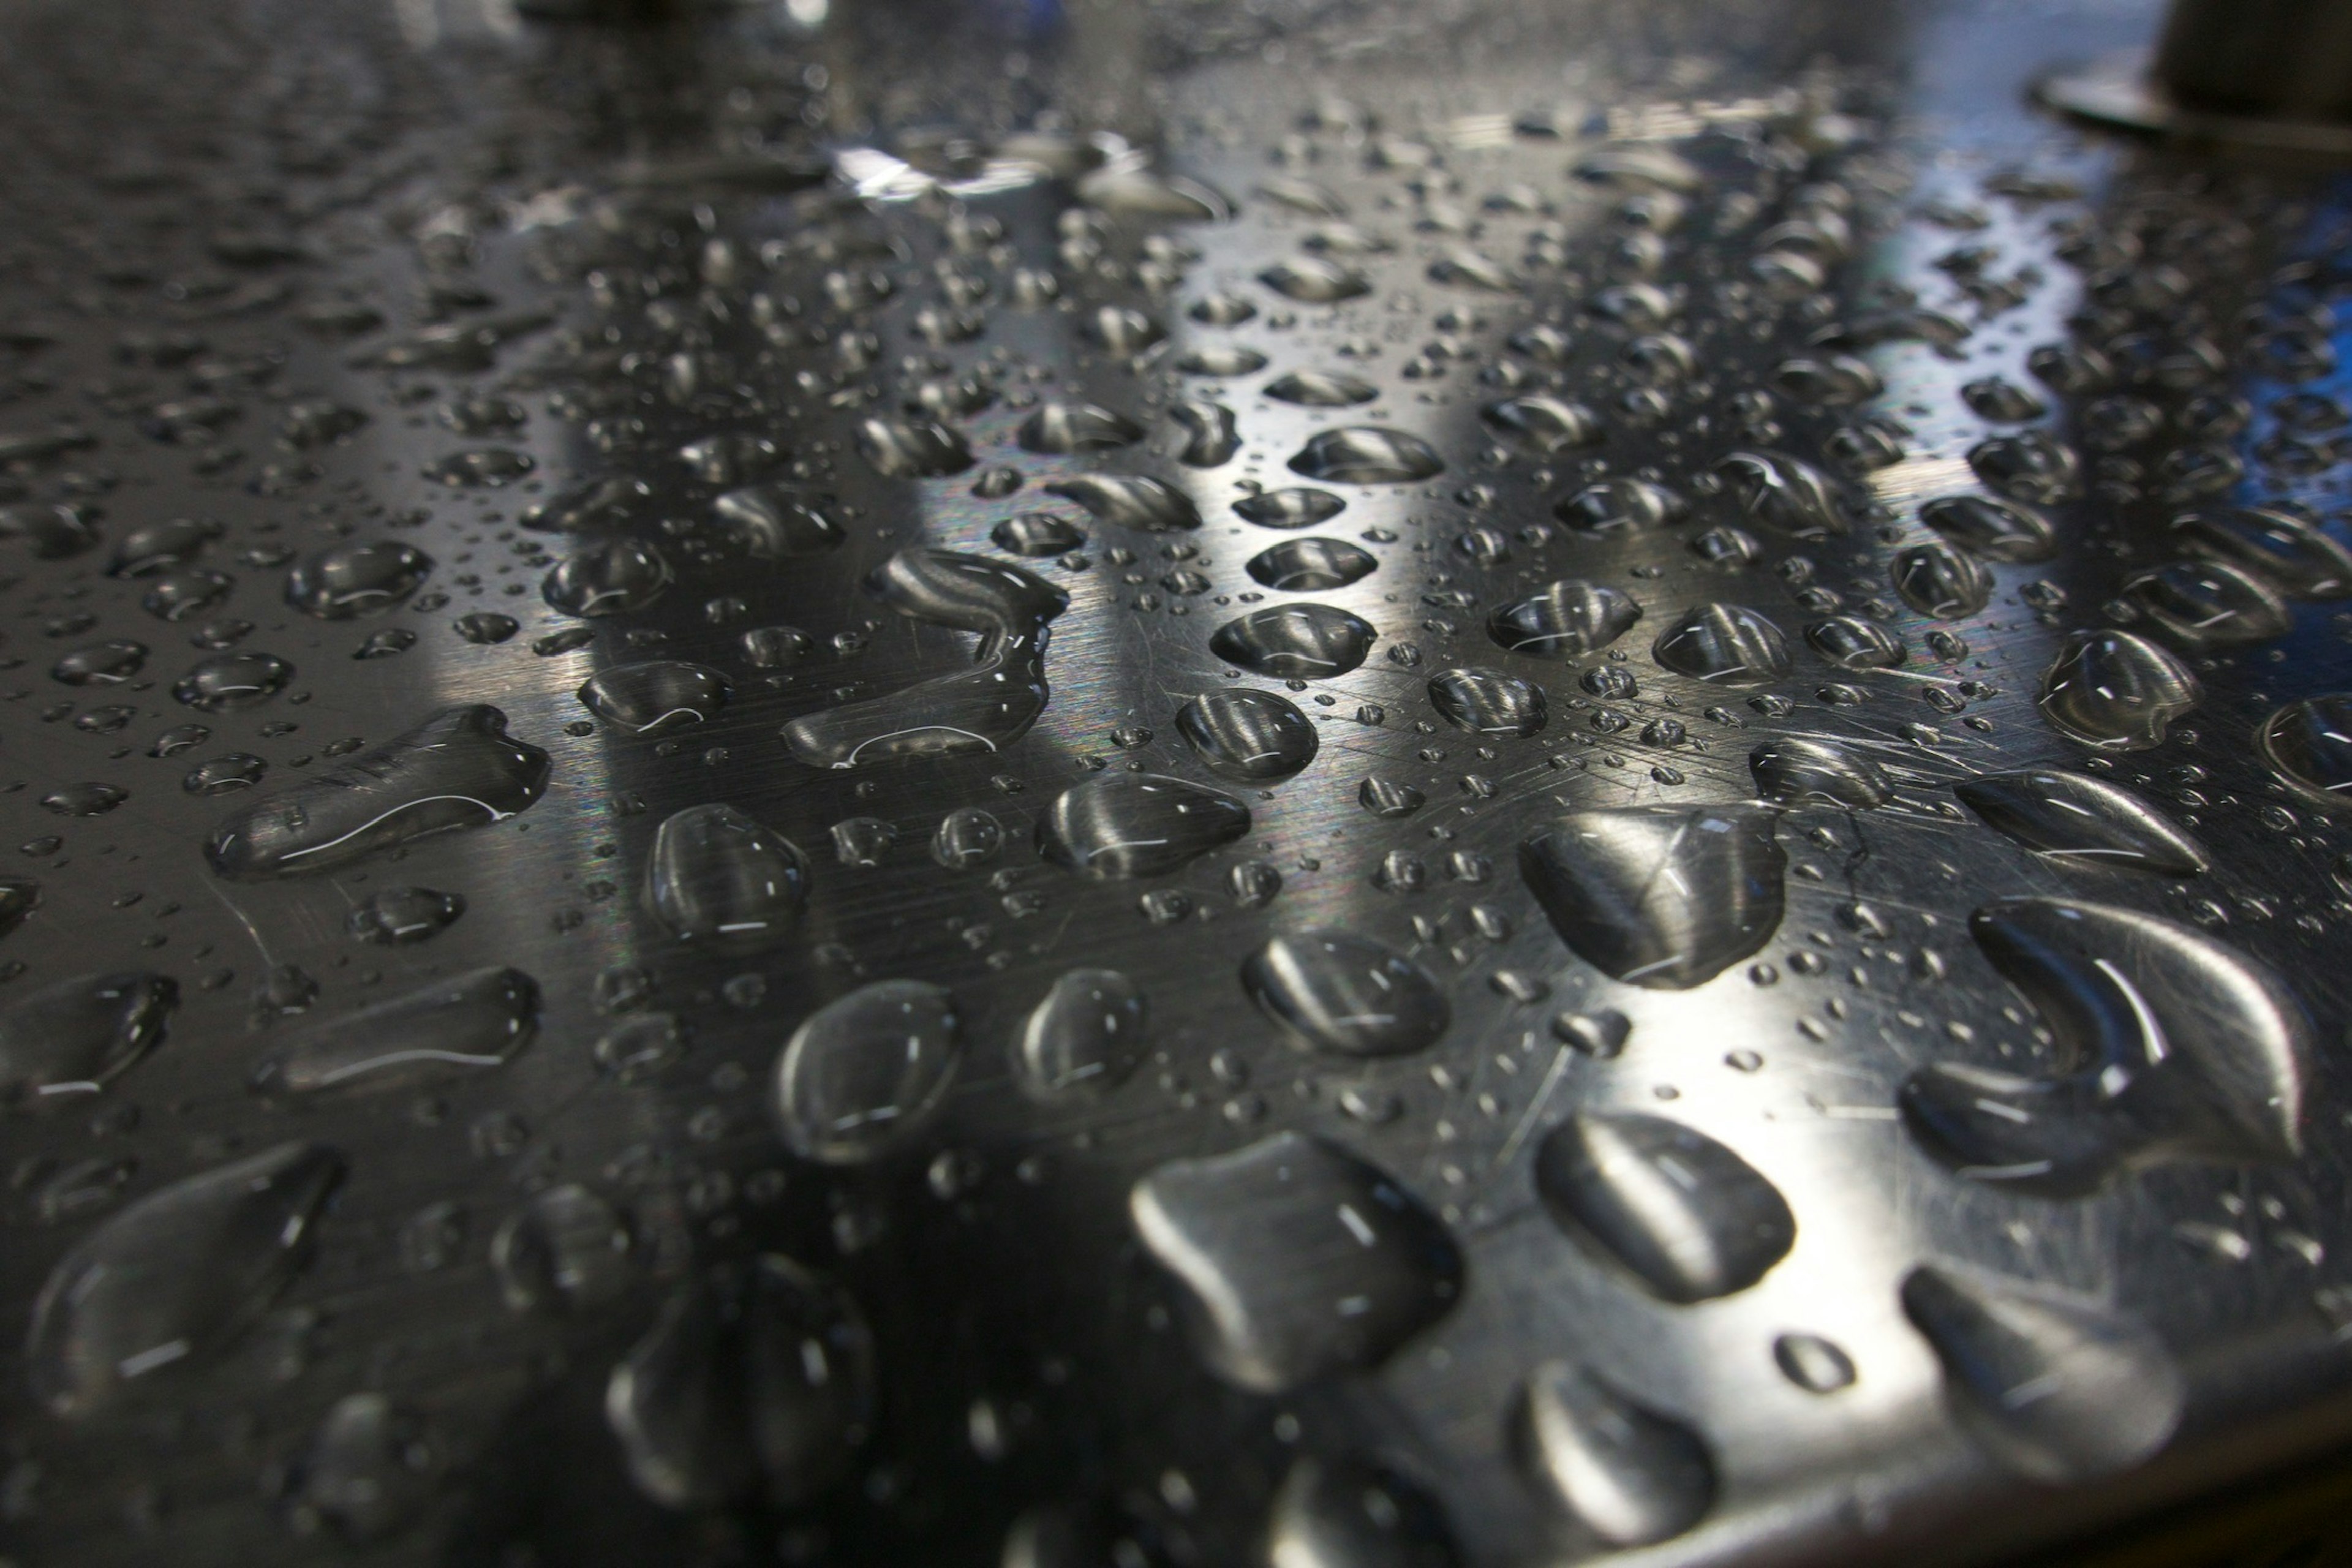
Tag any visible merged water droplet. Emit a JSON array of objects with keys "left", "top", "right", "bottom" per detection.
[
  {"left": 0, "top": 971, "right": 176, "bottom": 1108},
  {"left": 1520, "top": 807, "right": 1785, "bottom": 989},
  {"left": 206, "top": 704, "right": 551, "bottom": 878},
  {"left": 645, "top": 804, "right": 810, "bottom": 944},
  {"left": 1208, "top": 603, "right": 1377, "bottom": 677},
  {"left": 2117, "top": 559, "right": 2290, "bottom": 650},
  {"left": 1747, "top": 737, "right": 1891, "bottom": 808},
  {"left": 782, "top": 549, "right": 1068, "bottom": 768},
  {"left": 1246, "top": 537, "right": 1376, "bottom": 592},
  {"left": 2259, "top": 695, "right": 2352, "bottom": 805},
  {"left": 1918, "top": 494, "right": 2057, "bottom": 562},
  {"left": 1428, "top": 667, "right": 1548, "bottom": 736},
  {"left": 2036, "top": 630, "right": 2199, "bottom": 751},
  {"left": 771, "top": 979, "right": 960, "bottom": 1164},
  {"left": 1242, "top": 930, "right": 1449, "bottom": 1058},
  {"left": 1129, "top": 1131, "right": 1461, "bottom": 1392},
  {"left": 2170, "top": 506, "right": 2352, "bottom": 598},
  {"left": 251, "top": 966, "right": 538, "bottom": 1099},
  {"left": 1487, "top": 580, "right": 1641, "bottom": 658},
  {"left": 1044, "top": 474, "right": 1202, "bottom": 532},
  {"left": 1534, "top": 1113, "right": 1795, "bottom": 1300},
  {"left": 1175, "top": 688, "right": 1318, "bottom": 780},
  {"left": 284, "top": 541, "right": 432, "bottom": 619},
  {"left": 1038, "top": 772, "right": 1251, "bottom": 878},
  {"left": 1515, "top": 1361, "right": 1714, "bottom": 1546},
  {"left": 1015, "top": 968, "right": 1148, "bottom": 1098},
  {"left": 854, "top": 416, "right": 973, "bottom": 478},
  {"left": 1235, "top": 486, "right": 1346, "bottom": 529},
  {"left": 1288, "top": 428, "right": 1444, "bottom": 484},
  {"left": 605, "top": 1255, "right": 875, "bottom": 1510},
  {"left": 1651, "top": 603, "right": 1792, "bottom": 685},
  {"left": 27, "top": 1141, "right": 342, "bottom": 1417},
  {"left": 1901, "top": 1264, "right": 2183, "bottom": 1483},
  {"left": 544, "top": 537, "right": 673, "bottom": 618},
  {"left": 1953, "top": 770, "right": 2206, "bottom": 875},
  {"left": 710, "top": 485, "right": 846, "bottom": 557},
  {"left": 1265, "top": 1455, "right": 1464, "bottom": 1568}
]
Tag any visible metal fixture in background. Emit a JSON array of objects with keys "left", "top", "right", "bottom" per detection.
[{"left": 2043, "top": 0, "right": 2352, "bottom": 154}]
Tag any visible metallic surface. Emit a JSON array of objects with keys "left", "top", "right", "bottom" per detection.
[{"left": 2, "top": 0, "right": 2352, "bottom": 1564}]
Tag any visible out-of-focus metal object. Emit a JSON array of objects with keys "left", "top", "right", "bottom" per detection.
[{"left": 2043, "top": 0, "right": 2352, "bottom": 154}]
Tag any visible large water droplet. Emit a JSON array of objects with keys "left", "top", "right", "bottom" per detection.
[
  {"left": 1747, "top": 737, "right": 1890, "bottom": 807},
  {"left": 772, "top": 980, "right": 960, "bottom": 1164},
  {"left": 1651, "top": 603, "right": 1792, "bottom": 685},
  {"left": 1038, "top": 772, "right": 1251, "bottom": 878},
  {"left": 1129, "top": 1131, "right": 1460, "bottom": 1392},
  {"left": 543, "top": 538, "right": 673, "bottom": 618},
  {"left": 2170, "top": 507, "right": 2352, "bottom": 598},
  {"left": 1015, "top": 968, "right": 1148, "bottom": 1098},
  {"left": 206, "top": 704, "right": 550, "bottom": 878},
  {"left": 605, "top": 1256, "right": 875, "bottom": 1509},
  {"left": 1428, "top": 668, "right": 1548, "bottom": 736},
  {"left": 1899, "top": 898, "right": 2307, "bottom": 1196},
  {"left": 855, "top": 417, "right": 973, "bottom": 478},
  {"left": 1520, "top": 807, "right": 1785, "bottom": 989},
  {"left": 1045, "top": 474, "right": 1201, "bottom": 532},
  {"left": 2036, "top": 630, "right": 2199, "bottom": 751},
  {"left": 1488, "top": 581, "right": 1641, "bottom": 658},
  {"left": 646, "top": 804, "right": 810, "bottom": 944},
  {"left": 1289, "top": 428, "right": 1445, "bottom": 484},
  {"left": 580, "top": 662, "right": 731, "bottom": 734},
  {"left": 1715, "top": 450, "right": 1850, "bottom": 539},
  {"left": 1176, "top": 688, "right": 1318, "bottom": 780},
  {"left": 284, "top": 541, "right": 432, "bottom": 619},
  {"left": 711, "top": 485, "right": 846, "bottom": 557},
  {"left": 1247, "top": 537, "right": 1376, "bottom": 592},
  {"left": 1209, "top": 603, "right": 1376, "bottom": 677},
  {"left": 1017, "top": 401, "right": 1144, "bottom": 454},
  {"left": 251, "top": 967, "right": 538, "bottom": 1099},
  {"left": 0, "top": 971, "right": 176, "bottom": 1109},
  {"left": 1235, "top": 487, "right": 1347, "bottom": 529},
  {"left": 782, "top": 550, "right": 1068, "bottom": 768},
  {"left": 1515, "top": 1361, "right": 1714, "bottom": 1545},
  {"left": 1918, "top": 494, "right": 2057, "bottom": 562},
  {"left": 1534, "top": 1113, "right": 1794, "bottom": 1300},
  {"left": 2117, "top": 559, "right": 2290, "bottom": 649},
  {"left": 28, "top": 1141, "right": 342, "bottom": 1417},
  {"left": 1266, "top": 1455, "right": 1464, "bottom": 1568},
  {"left": 1243, "top": 930, "right": 1449, "bottom": 1058},
  {"left": 1901, "top": 1264, "right": 2183, "bottom": 1483},
  {"left": 2259, "top": 695, "right": 2352, "bottom": 805},
  {"left": 1954, "top": 771, "right": 2206, "bottom": 875}
]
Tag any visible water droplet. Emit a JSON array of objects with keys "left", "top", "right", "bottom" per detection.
[
  {"left": 39, "top": 783, "right": 128, "bottom": 817},
  {"left": 1516, "top": 1361, "right": 1714, "bottom": 1545},
  {"left": 1805, "top": 616, "right": 1905, "bottom": 669},
  {"left": 854, "top": 417, "right": 973, "bottom": 478},
  {"left": 1969, "top": 431, "right": 2080, "bottom": 504},
  {"left": 1918, "top": 494, "right": 2057, "bottom": 563},
  {"left": 1176, "top": 688, "right": 1318, "bottom": 780},
  {"left": 492, "top": 1184, "right": 635, "bottom": 1314},
  {"left": 1899, "top": 898, "right": 2307, "bottom": 1196},
  {"left": 454, "top": 612, "right": 520, "bottom": 644},
  {"left": 2117, "top": 560, "right": 2289, "bottom": 649},
  {"left": 1520, "top": 807, "right": 1785, "bottom": 989},
  {"left": 1534, "top": 1113, "right": 1794, "bottom": 1300},
  {"left": 1428, "top": 668, "right": 1548, "bottom": 736},
  {"left": 523, "top": 475, "right": 653, "bottom": 534},
  {"left": 1962, "top": 377, "right": 2046, "bottom": 422},
  {"left": 1246, "top": 537, "right": 1377, "bottom": 592},
  {"left": 0, "top": 971, "right": 176, "bottom": 1108},
  {"left": 932, "top": 807, "right": 1005, "bottom": 870},
  {"left": 606, "top": 1256, "right": 875, "bottom": 1509},
  {"left": 710, "top": 485, "right": 846, "bottom": 557},
  {"left": 1651, "top": 603, "right": 1792, "bottom": 685},
  {"left": 1243, "top": 930, "right": 1449, "bottom": 1058},
  {"left": 0, "top": 502, "right": 100, "bottom": 559},
  {"left": 182, "top": 753, "right": 266, "bottom": 794},
  {"left": 1177, "top": 344, "right": 1268, "bottom": 376},
  {"left": 346, "top": 887, "right": 466, "bottom": 945},
  {"left": 580, "top": 662, "right": 731, "bottom": 734},
  {"left": 2260, "top": 695, "right": 2352, "bottom": 805},
  {"left": 1038, "top": 772, "right": 1251, "bottom": 879},
  {"left": 2170, "top": 507, "right": 2352, "bottom": 598},
  {"left": 782, "top": 550, "right": 1068, "bottom": 768},
  {"left": 108, "top": 516, "right": 222, "bottom": 576},
  {"left": 424, "top": 447, "right": 535, "bottom": 486},
  {"left": 251, "top": 966, "right": 538, "bottom": 1099},
  {"left": 1487, "top": 581, "right": 1641, "bottom": 658},
  {"left": 298, "top": 1393, "right": 431, "bottom": 1542},
  {"left": 1045, "top": 474, "right": 1202, "bottom": 532},
  {"left": 1016, "top": 968, "right": 1148, "bottom": 1098},
  {"left": 1480, "top": 397, "right": 1606, "bottom": 456},
  {"left": 1017, "top": 401, "right": 1145, "bottom": 454},
  {"left": 1289, "top": 428, "right": 1445, "bottom": 484},
  {"left": 1265, "top": 1455, "right": 1464, "bottom": 1568},
  {"left": 1266, "top": 370, "right": 1379, "bottom": 407},
  {"left": 174, "top": 651, "right": 292, "bottom": 710},
  {"left": 1172, "top": 399, "right": 1241, "bottom": 467},
  {"left": 1773, "top": 1333, "right": 1856, "bottom": 1393},
  {"left": 2036, "top": 630, "right": 2199, "bottom": 751},
  {"left": 544, "top": 538, "right": 673, "bottom": 618},
  {"left": 52, "top": 641, "right": 148, "bottom": 686},
  {"left": 772, "top": 979, "right": 960, "bottom": 1164},
  {"left": 1428, "top": 247, "right": 1517, "bottom": 291},
  {"left": 1892, "top": 543, "right": 1991, "bottom": 619},
  {"left": 1259, "top": 255, "right": 1370, "bottom": 303},
  {"left": 646, "top": 804, "right": 810, "bottom": 945},
  {"left": 1953, "top": 771, "right": 2206, "bottom": 875},
  {"left": 28, "top": 1142, "right": 342, "bottom": 1416},
  {"left": 991, "top": 512, "right": 1086, "bottom": 557},
  {"left": 1209, "top": 603, "right": 1377, "bottom": 677},
  {"left": 1901, "top": 1264, "right": 2182, "bottom": 1483},
  {"left": 1715, "top": 451, "right": 1850, "bottom": 540},
  {"left": 1130, "top": 1131, "right": 1461, "bottom": 1392},
  {"left": 1235, "top": 487, "right": 1346, "bottom": 529},
  {"left": 1748, "top": 737, "right": 1890, "bottom": 808},
  {"left": 284, "top": 541, "right": 432, "bottom": 619},
  {"left": 206, "top": 704, "right": 550, "bottom": 878}
]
